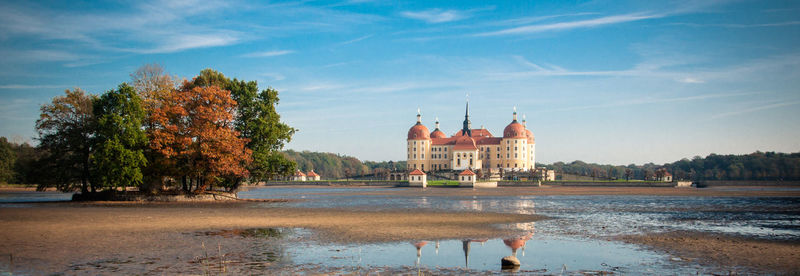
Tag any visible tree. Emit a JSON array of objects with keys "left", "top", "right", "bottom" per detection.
[
  {"left": 149, "top": 81, "right": 251, "bottom": 192},
  {"left": 131, "top": 64, "right": 178, "bottom": 191},
  {"left": 187, "top": 69, "right": 297, "bottom": 183},
  {"left": 91, "top": 83, "right": 148, "bottom": 190},
  {"left": 0, "top": 137, "right": 15, "bottom": 183},
  {"left": 35, "top": 89, "right": 97, "bottom": 193},
  {"left": 624, "top": 168, "right": 632, "bottom": 181}
]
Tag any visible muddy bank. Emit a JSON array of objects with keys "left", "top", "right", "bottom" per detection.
[
  {"left": 0, "top": 202, "right": 541, "bottom": 273},
  {"left": 619, "top": 231, "right": 800, "bottom": 275}
]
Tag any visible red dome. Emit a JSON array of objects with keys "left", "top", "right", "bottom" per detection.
[
  {"left": 525, "top": 129, "right": 535, "bottom": 143},
  {"left": 408, "top": 123, "right": 431, "bottom": 140},
  {"left": 503, "top": 121, "right": 526, "bottom": 138},
  {"left": 430, "top": 129, "right": 447, "bottom": 138}
]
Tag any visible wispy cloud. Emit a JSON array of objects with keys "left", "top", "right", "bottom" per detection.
[
  {"left": 261, "top": 72, "right": 286, "bottom": 81},
  {"left": 546, "top": 92, "right": 759, "bottom": 113},
  {"left": 475, "top": 12, "right": 664, "bottom": 36},
  {"left": 0, "top": 84, "right": 71, "bottom": 89},
  {"left": 339, "top": 34, "right": 373, "bottom": 45},
  {"left": 242, "top": 50, "right": 295, "bottom": 58},
  {"left": 711, "top": 100, "right": 800, "bottom": 119},
  {"left": 669, "top": 21, "right": 800, "bottom": 28},
  {"left": 678, "top": 77, "right": 705, "bottom": 83},
  {"left": 400, "top": 9, "right": 468, "bottom": 23}
]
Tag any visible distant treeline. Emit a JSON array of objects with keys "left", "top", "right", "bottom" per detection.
[
  {"left": 283, "top": 150, "right": 406, "bottom": 179},
  {"left": 541, "top": 152, "right": 800, "bottom": 181}
]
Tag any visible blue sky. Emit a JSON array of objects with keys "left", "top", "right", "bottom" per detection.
[{"left": 1, "top": 0, "right": 798, "bottom": 165}]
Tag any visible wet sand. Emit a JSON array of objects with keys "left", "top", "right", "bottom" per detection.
[
  {"left": 0, "top": 202, "right": 541, "bottom": 273},
  {"left": 620, "top": 231, "right": 800, "bottom": 275}
]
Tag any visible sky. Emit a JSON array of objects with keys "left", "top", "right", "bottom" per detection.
[{"left": 0, "top": 0, "right": 799, "bottom": 165}]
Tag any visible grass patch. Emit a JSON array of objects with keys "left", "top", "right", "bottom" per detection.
[{"left": 427, "top": 180, "right": 460, "bottom": 186}]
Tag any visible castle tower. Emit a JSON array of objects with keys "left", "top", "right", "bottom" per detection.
[{"left": 407, "top": 108, "right": 431, "bottom": 171}]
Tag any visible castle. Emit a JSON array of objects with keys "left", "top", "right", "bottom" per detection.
[{"left": 407, "top": 102, "right": 535, "bottom": 173}]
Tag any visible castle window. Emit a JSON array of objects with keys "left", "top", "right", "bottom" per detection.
[
  {"left": 444, "top": 154, "right": 447, "bottom": 158},
  {"left": 422, "top": 154, "right": 425, "bottom": 159},
  {"left": 469, "top": 159, "right": 473, "bottom": 166},
  {"left": 469, "top": 153, "right": 472, "bottom": 158},
  {"left": 497, "top": 147, "right": 500, "bottom": 151},
  {"left": 457, "top": 159, "right": 461, "bottom": 166},
  {"left": 497, "top": 154, "right": 500, "bottom": 158},
  {"left": 414, "top": 164, "right": 417, "bottom": 169},
  {"left": 514, "top": 146, "right": 518, "bottom": 151},
  {"left": 457, "top": 153, "right": 460, "bottom": 158},
  {"left": 515, "top": 153, "right": 518, "bottom": 158},
  {"left": 445, "top": 148, "right": 448, "bottom": 151},
  {"left": 414, "top": 154, "right": 416, "bottom": 158},
  {"left": 507, "top": 154, "right": 510, "bottom": 158},
  {"left": 414, "top": 141, "right": 417, "bottom": 145},
  {"left": 506, "top": 147, "right": 510, "bottom": 151},
  {"left": 515, "top": 163, "right": 518, "bottom": 168},
  {"left": 422, "top": 164, "right": 424, "bottom": 170},
  {"left": 515, "top": 140, "right": 518, "bottom": 144}
]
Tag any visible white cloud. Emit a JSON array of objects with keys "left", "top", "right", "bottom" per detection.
[
  {"left": 242, "top": 50, "right": 295, "bottom": 58},
  {"left": 678, "top": 77, "right": 705, "bottom": 83},
  {"left": 261, "top": 73, "right": 286, "bottom": 81},
  {"left": 400, "top": 9, "right": 467, "bottom": 23},
  {"left": 475, "top": 13, "right": 664, "bottom": 36}
]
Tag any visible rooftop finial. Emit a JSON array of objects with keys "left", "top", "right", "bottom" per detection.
[
  {"left": 522, "top": 114, "right": 527, "bottom": 127},
  {"left": 435, "top": 116, "right": 440, "bottom": 130},
  {"left": 513, "top": 106, "right": 518, "bottom": 121},
  {"left": 416, "top": 107, "right": 421, "bottom": 123}
]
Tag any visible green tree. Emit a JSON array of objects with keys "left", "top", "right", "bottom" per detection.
[
  {"left": 35, "top": 89, "right": 97, "bottom": 193},
  {"left": 91, "top": 83, "right": 148, "bottom": 190},
  {"left": 0, "top": 137, "right": 15, "bottom": 183}
]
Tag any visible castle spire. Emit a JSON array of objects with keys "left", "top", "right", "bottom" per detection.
[
  {"left": 416, "top": 108, "right": 421, "bottom": 124},
  {"left": 512, "top": 106, "right": 518, "bottom": 122},
  {"left": 522, "top": 114, "right": 527, "bottom": 127},
  {"left": 461, "top": 97, "right": 472, "bottom": 136},
  {"left": 435, "top": 117, "right": 440, "bottom": 130}
]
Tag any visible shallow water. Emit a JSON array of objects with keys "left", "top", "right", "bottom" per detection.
[
  {"left": 240, "top": 187, "right": 800, "bottom": 240},
  {"left": 0, "top": 191, "right": 72, "bottom": 203}
]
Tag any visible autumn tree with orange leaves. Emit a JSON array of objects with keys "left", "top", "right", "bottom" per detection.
[{"left": 149, "top": 81, "right": 252, "bottom": 193}]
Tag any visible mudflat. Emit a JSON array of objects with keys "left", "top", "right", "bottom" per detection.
[
  {"left": 620, "top": 231, "right": 800, "bottom": 274},
  {"left": 0, "top": 202, "right": 541, "bottom": 273}
]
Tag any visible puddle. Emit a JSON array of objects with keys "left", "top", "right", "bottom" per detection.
[
  {"left": 0, "top": 191, "right": 73, "bottom": 204},
  {"left": 200, "top": 228, "right": 287, "bottom": 239}
]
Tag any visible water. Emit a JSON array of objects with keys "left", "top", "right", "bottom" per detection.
[
  {"left": 240, "top": 187, "right": 800, "bottom": 240},
  {"left": 0, "top": 191, "right": 72, "bottom": 203}
]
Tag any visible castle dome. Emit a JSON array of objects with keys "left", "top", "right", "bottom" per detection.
[
  {"left": 408, "top": 122, "right": 431, "bottom": 140},
  {"left": 430, "top": 129, "right": 446, "bottom": 138},
  {"left": 503, "top": 108, "right": 526, "bottom": 139},
  {"left": 503, "top": 121, "right": 526, "bottom": 139},
  {"left": 525, "top": 129, "right": 535, "bottom": 143}
]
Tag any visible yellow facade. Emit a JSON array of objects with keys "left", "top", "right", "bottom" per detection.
[{"left": 407, "top": 105, "right": 535, "bottom": 173}]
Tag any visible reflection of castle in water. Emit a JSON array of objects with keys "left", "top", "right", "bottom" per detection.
[{"left": 408, "top": 221, "right": 535, "bottom": 269}]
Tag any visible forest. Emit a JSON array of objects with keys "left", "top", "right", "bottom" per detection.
[
  {"left": 541, "top": 151, "right": 800, "bottom": 181},
  {"left": 0, "top": 65, "right": 296, "bottom": 194}
]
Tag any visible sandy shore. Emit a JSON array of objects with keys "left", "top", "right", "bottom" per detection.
[
  {"left": 0, "top": 201, "right": 541, "bottom": 273},
  {"left": 620, "top": 231, "right": 800, "bottom": 275}
]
